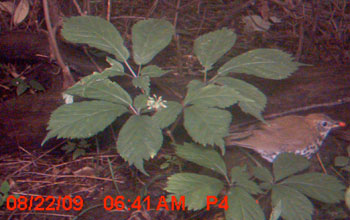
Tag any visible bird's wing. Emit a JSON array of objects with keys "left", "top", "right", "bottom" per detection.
[{"left": 226, "top": 119, "right": 317, "bottom": 152}]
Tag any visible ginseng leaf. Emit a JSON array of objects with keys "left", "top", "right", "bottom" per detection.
[
  {"left": 175, "top": 142, "right": 227, "bottom": 177},
  {"left": 66, "top": 74, "right": 132, "bottom": 107},
  {"left": 271, "top": 185, "right": 313, "bottom": 220},
  {"left": 117, "top": 115, "right": 163, "bottom": 175},
  {"left": 226, "top": 187, "right": 265, "bottom": 220},
  {"left": 215, "top": 77, "right": 266, "bottom": 122},
  {"left": 62, "top": 16, "right": 129, "bottom": 62},
  {"left": 194, "top": 28, "right": 236, "bottom": 71},
  {"left": 218, "top": 49, "right": 305, "bottom": 79},
  {"left": 183, "top": 84, "right": 239, "bottom": 108},
  {"left": 132, "top": 19, "right": 174, "bottom": 65},
  {"left": 165, "top": 173, "right": 224, "bottom": 210},
  {"left": 184, "top": 105, "right": 231, "bottom": 152},
  {"left": 42, "top": 101, "right": 127, "bottom": 145},
  {"left": 282, "top": 173, "right": 345, "bottom": 203}
]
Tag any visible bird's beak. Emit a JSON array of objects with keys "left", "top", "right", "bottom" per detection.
[{"left": 335, "top": 121, "right": 346, "bottom": 128}]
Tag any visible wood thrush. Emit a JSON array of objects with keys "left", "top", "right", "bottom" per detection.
[{"left": 225, "top": 113, "right": 346, "bottom": 162}]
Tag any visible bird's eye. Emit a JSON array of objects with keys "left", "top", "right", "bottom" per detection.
[{"left": 320, "top": 121, "right": 328, "bottom": 127}]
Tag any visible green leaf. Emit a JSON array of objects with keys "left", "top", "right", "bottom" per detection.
[
  {"left": 218, "top": 49, "right": 304, "bottom": 79},
  {"left": 42, "top": 101, "right": 128, "bottom": 145},
  {"left": 334, "top": 156, "right": 349, "bottom": 167},
  {"left": 273, "top": 153, "right": 310, "bottom": 182},
  {"left": 230, "top": 166, "right": 262, "bottom": 195},
  {"left": 117, "top": 115, "right": 163, "bottom": 175},
  {"left": 187, "top": 80, "right": 206, "bottom": 93},
  {"left": 132, "top": 19, "right": 174, "bottom": 65},
  {"left": 253, "top": 166, "right": 273, "bottom": 183},
  {"left": 101, "top": 57, "right": 125, "bottom": 77},
  {"left": 272, "top": 185, "right": 313, "bottom": 220},
  {"left": 11, "top": 78, "right": 24, "bottom": 86},
  {"left": 141, "top": 65, "right": 168, "bottom": 77},
  {"left": 270, "top": 200, "right": 282, "bottom": 220},
  {"left": 260, "top": 182, "right": 273, "bottom": 191},
  {"left": 160, "top": 162, "right": 170, "bottom": 169},
  {"left": 282, "top": 173, "right": 345, "bottom": 203},
  {"left": 152, "top": 101, "right": 182, "bottom": 129},
  {"left": 215, "top": 77, "right": 266, "bottom": 121},
  {"left": 62, "top": 16, "right": 129, "bottom": 62},
  {"left": 225, "top": 187, "right": 265, "bottom": 220},
  {"left": 165, "top": 173, "right": 224, "bottom": 210},
  {"left": 133, "top": 94, "right": 149, "bottom": 110},
  {"left": 132, "top": 76, "right": 150, "bottom": 95},
  {"left": 183, "top": 84, "right": 239, "bottom": 108},
  {"left": 16, "top": 82, "right": 29, "bottom": 95},
  {"left": 29, "top": 80, "right": 45, "bottom": 91},
  {"left": 184, "top": 105, "right": 231, "bottom": 151},
  {"left": 66, "top": 74, "right": 132, "bottom": 107},
  {"left": 73, "top": 148, "right": 86, "bottom": 160},
  {"left": 194, "top": 28, "right": 236, "bottom": 71},
  {"left": 1, "top": 181, "right": 10, "bottom": 194},
  {"left": 175, "top": 142, "right": 227, "bottom": 177}
]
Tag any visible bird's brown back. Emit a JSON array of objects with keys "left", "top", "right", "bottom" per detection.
[{"left": 225, "top": 115, "right": 321, "bottom": 153}]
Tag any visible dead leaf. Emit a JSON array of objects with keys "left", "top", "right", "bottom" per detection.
[
  {"left": 0, "top": 1, "right": 15, "bottom": 14},
  {"left": 242, "top": 15, "right": 272, "bottom": 32},
  {"left": 73, "top": 167, "right": 95, "bottom": 176},
  {"left": 13, "top": 0, "right": 30, "bottom": 25}
]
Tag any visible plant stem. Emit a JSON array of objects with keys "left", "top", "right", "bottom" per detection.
[
  {"left": 129, "top": 105, "right": 139, "bottom": 115},
  {"left": 124, "top": 60, "right": 137, "bottom": 78},
  {"left": 208, "top": 74, "right": 220, "bottom": 84},
  {"left": 137, "top": 64, "right": 142, "bottom": 77}
]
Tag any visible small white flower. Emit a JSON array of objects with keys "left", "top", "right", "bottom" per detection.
[
  {"left": 62, "top": 93, "right": 74, "bottom": 104},
  {"left": 147, "top": 94, "right": 167, "bottom": 111}
]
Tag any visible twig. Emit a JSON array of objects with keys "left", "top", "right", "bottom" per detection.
[
  {"left": 6, "top": 212, "right": 74, "bottom": 218},
  {"left": 316, "top": 153, "right": 328, "bottom": 174},
  {"left": 72, "top": 0, "right": 84, "bottom": 16},
  {"left": 174, "top": 0, "right": 183, "bottom": 75},
  {"left": 223, "top": 0, "right": 255, "bottom": 17},
  {"left": 238, "top": 148, "right": 263, "bottom": 168},
  {"left": 195, "top": 7, "right": 206, "bottom": 38},
  {"left": 329, "top": 165, "right": 346, "bottom": 181},
  {"left": 146, "top": 0, "right": 158, "bottom": 18},
  {"left": 42, "top": 0, "right": 75, "bottom": 89},
  {"left": 295, "top": 8, "right": 305, "bottom": 61},
  {"left": 265, "top": 97, "right": 350, "bottom": 120},
  {"left": 7, "top": 141, "right": 65, "bottom": 179},
  {"left": 229, "top": 97, "right": 350, "bottom": 130},
  {"left": 46, "top": 154, "right": 121, "bottom": 171},
  {"left": 82, "top": 47, "right": 103, "bottom": 72},
  {"left": 0, "top": 84, "right": 10, "bottom": 90},
  {"left": 110, "top": 15, "right": 146, "bottom": 20},
  {"left": 106, "top": 0, "right": 111, "bottom": 21},
  {"left": 22, "top": 172, "right": 124, "bottom": 182}
]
